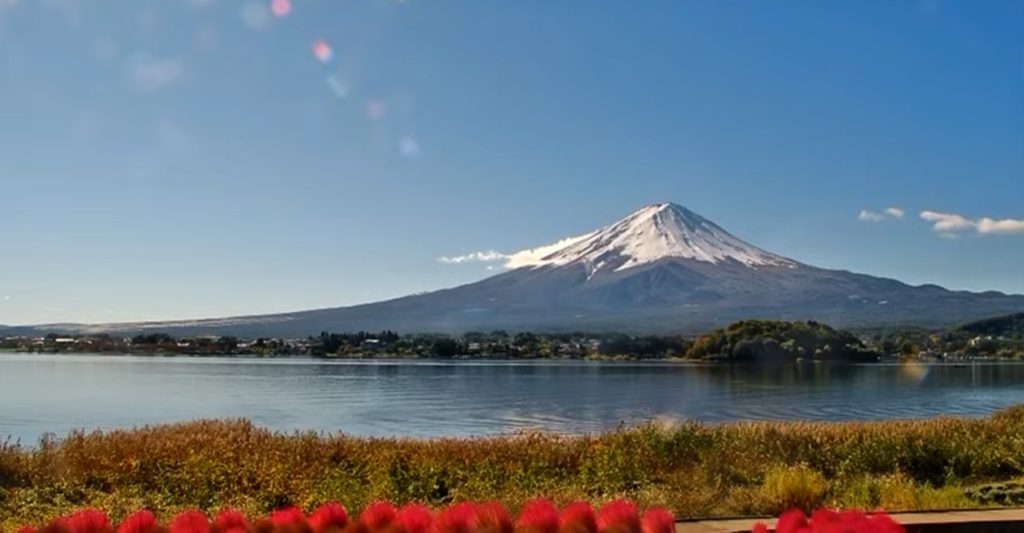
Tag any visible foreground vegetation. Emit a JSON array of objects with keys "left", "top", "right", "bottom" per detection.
[
  {"left": 4, "top": 313, "right": 1022, "bottom": 361},
  {"left": 10, "top": 498, "right": 682, "bottom": 533},
  {"left": 5, "top": 407, "right": 1024, "bottom": 528},
  {"left": 7, "top": 501, "right": 905, "bottom": 533}
]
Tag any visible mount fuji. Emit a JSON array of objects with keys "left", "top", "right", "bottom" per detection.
[{"left": 23, "top": 203, "right": 1024, "bottom": 336}]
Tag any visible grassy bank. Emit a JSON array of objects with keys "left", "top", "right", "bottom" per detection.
[{"left": 4, "top": 407, "right": 1024, "bottom": 528}]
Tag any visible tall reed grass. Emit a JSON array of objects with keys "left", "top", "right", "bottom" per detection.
[{"left": 3, "top": 406, "right": 1024, "bottom": 528}]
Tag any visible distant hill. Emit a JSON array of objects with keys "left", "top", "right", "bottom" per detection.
[
  {"left": 684, "top": 319, "right": 879, "bottom": 362},
  {"left": 18, "top": 203, "right": 1024, "bottom": 336},
  {"left": 956, "top": 313, "right": 1024, "bottom": 339}
]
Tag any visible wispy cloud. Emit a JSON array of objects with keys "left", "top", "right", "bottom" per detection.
[
  {"left": 920, "top": 210, "right": 975, "bottom": 231},
  {"left": 437, "top": 250, "right": 509, "bottom": 264},
  {"left": 920, "top": 210, "right": 1024, "bottom": 236},
  {"left": 127, "top": 54, "right": 184, "bottom": 91},
  {"left": 858, "top": 206, "right": 904, "bottom": 222},
  {"left": 858, "top": 210, "right": 885, "bottom": 222}
]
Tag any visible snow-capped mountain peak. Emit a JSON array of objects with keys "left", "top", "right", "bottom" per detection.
[{"left": 505, "top": 202, "right": 798, "bottom": 272}]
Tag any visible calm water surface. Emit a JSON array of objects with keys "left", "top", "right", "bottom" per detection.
[{"left": 2, "top": 353, "right": 1024, "bottom": 443}]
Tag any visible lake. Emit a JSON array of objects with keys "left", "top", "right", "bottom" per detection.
[{"left": 2, "top": 353, "right": 1024, "bottom": 443}]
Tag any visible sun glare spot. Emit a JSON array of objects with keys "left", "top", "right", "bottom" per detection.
[
  {"left": 270, "top": 0, "right": 291, "bottom": 18},
  {"left": 312, "top": 39, "right": 334, "bottom": 63},
  {"left": 899, "top": 360, "right": 931, "bottom": 384}
]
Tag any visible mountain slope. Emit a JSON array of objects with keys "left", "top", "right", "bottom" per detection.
[{"left": 22, "top": 203, "right": 1024, "bottom": 336}]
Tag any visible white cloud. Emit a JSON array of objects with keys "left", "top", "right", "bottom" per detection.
[
  {"left": 440, "top": 233, "right": 595, "bottom": 270},
  {"left": 977, "top": 217, "right": 1024, "bottom": 235},
  {"left": 859, "top": 206, "right": 905, "bottom": 223},
  {"left": 437, "top": 250, "right": 509, "bottom": 264},
  {"left": 919, "top": 210, "right": 1024, "bottom": 236},
  {"left": 920, "top": 210, "right": 976, "bottom": 232},
  {"left": 858, "top": 210, "right": 885, "bottom": 222},
  {"left": 127, "top": 54, "right": 184, "bottom": 91}
]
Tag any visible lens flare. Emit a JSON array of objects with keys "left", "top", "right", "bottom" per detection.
[
  {"left": 399, "top": 136, "right": 420, "bottom": 157},
  {"left": 312, "top": 39, "right": 334, "bottom": 63},
  {"left": 899, "top": 360, "right": 930, "bottom": 384},
  {"left": 366, "top": 100, "right": 388, "bottom": 120},
  {"left": 326, "top": 74, "right": 350, "bottom": 99},
  {"left": 270, "top": 0, "right": 291, "bottom": 17}
]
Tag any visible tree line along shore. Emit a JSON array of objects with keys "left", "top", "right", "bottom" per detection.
[{"left": 2, "top": 313, "right": 1022, "bottom": 362}]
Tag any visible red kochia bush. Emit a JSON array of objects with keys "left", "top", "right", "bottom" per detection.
[
  {"left": 471, "top": 502, "right": 512, "bottom": 533},
  {"left": 214, "top": 508, "right": 250, "bottom": 533},
  {"left": 169, "top": 510, "right": 209, "bottom": 533},
  {"left": 430, "top": 502, "right": 479, "bottom": 533},
  {"left": 752, "top": 508, "right": 905, "bottom": 533},
  {"left": 558, "top": 502, "right": 596, "bottom": 533},
  {"left": 515, "top": 499, "right": 559, "bottom": 533},
  {"left": 596, "top": 500, "right": 640, "bottom": 533},
  {"left": 395, "top": 503, "right": 432, "bottom": 533},
  {"left": 117, "top": 510, "right": 159, "bottom": 533},
  {"left": 66, "top": 509, "right": 113, "bottom": 533},
  {"left": 308, "top": 502, "right": 349, "bottom": 533},
  {"left": 269, "top": 507, "right": 307, "bottom": 528},
  {"left": 360, "top": 501, "right": 398, "bottom": 531},
  {"left": 14, "top": 500, "right": 677, "bottom": 533},
  {"left": 639, "top": 508, "right": 673, "bottom": 533}
]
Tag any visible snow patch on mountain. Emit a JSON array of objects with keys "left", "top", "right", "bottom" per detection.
[{"left": 504, "top": 203, "right": 798, "bottom": 272}]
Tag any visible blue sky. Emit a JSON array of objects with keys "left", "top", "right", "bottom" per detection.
[{"left": 1, "top": 0, "right": 1022, "bottom": 325}]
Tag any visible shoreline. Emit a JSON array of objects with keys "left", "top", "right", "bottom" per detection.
[{"left": 1, "top": 349, "right": 1015, "bottom": 366}]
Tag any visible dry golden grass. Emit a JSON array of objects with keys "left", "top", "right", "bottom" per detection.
[{"left": 4, "top": 406, "right": 1024, "bottom": 528}]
